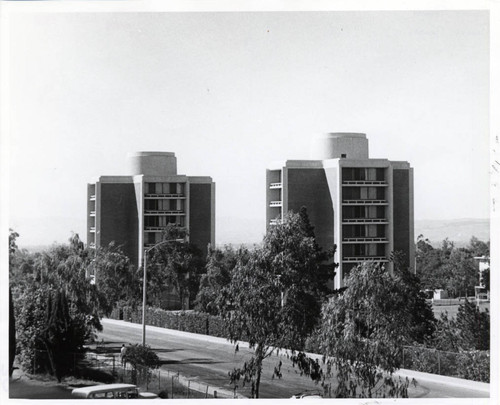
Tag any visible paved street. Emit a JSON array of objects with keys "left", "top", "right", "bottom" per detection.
[{"left": 98, "top": 319, "right": 489, "bottom": 399}]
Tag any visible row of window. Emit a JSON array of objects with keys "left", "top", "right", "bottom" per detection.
[
  {"left": 342, "top": 244, "right": 386, "bottom": 257},
  {"left": 342, "top": 168, "right": 385, "bottom": 182},
  {"left": 144, "top": 216, "right": 186, "bottom": 227},
  {"left": 145, "top": 225, "right": 184, "bottom": 244},
  {"left": 146, "top": 182, "right": 185, "bottom": 195},
  {"left": 343, "top": 224, "right": 386, "bottom": 238},
  {"left": 145, "top": 199, "right": 184, "bottom": 211},
  {"left": 343, "top": 186, "right": 385, "bottom": 200},
  {"left": 342, "top": 205, "right": 385, "bottom": 220}
]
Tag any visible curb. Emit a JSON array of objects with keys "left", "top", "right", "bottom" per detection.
[{"left": 394, "top": 368, "right": 490, "bottom": 394}]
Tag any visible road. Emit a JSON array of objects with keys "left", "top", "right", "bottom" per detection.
[{"left": 97, "top": 319, "right": 489, "bottom": 399}]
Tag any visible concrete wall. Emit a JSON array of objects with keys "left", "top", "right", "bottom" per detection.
[
  {"left": 128, "top": 152, "right": 177, "bottom": 176},
  {"left": 100, "top": 183, "right": 139, "bottom": 265},
  {"left": 188, "top": 182, "right": 214, "bottom": 257},
  {"left": 286, "top": 168, "right": 334, "bottom": 251},
  {"left": 392, "top": 168, "right": 412, "bottom": 269},
  {"left": 310, "top": 133, "right": 369, "bottom": 160}
]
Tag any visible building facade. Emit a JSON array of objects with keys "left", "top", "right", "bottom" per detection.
[
  {"left": 266, "top": 133, "right": 414, "bottom": 289},
  {"left": 87, "top": 152, "right": 215, "bottom": 267}
]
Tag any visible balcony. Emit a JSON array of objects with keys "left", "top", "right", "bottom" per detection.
[
  {"left": 90, "top": 195, "right": 96, "bottom": 201},
  {"left": 342, "top": 237, "right": 388, "bottom": 243},
  {"left": 88, "top": 242, "right": 96, "bottom": 249},
  {"left": 144, "top": 210, "right": 185, "bottom": 215},
  {"left": 144, "top": 226, "right": 169, "bottom": 231},
  {"left": 145, "top": 193, "right": 185, "bottom": 199},
  {"left": 144, "top": 242, "right": 183, "bottom": 248},
  {"left": 269, "top": 201, "right": 282, "bottom": 207},
  {"left": 90, "top": 211, "right": 96, "bottom": 217},
  {"left": 269, "top": 219, "right": 282, "bottom": 226},
  {"left": 342, "top": 256, "right": 389, "bottom": 263},
  {"left": 342, "top": 180, "right": 387, "bottom": 186},
  {"left": 342, "top": 218, "right": 388, "bottom": 224},
  {"left": 269, "top": 182, "right": 282, "bottom": 189},
  {"left": 342, "top": 199, "right": 387, "bottom": 205},
  {"left": 90, "top": 227, "right": 96, "bottom": 233}
]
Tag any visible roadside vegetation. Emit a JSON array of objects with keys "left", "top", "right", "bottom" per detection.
[
  {"left": 9, "top": 216, "right": 490, "bottom": 397},
  {"left": 416, "top": 235, "right": 489, "bottom": 298}
]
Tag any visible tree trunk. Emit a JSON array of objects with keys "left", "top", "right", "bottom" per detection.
[{"left": 255, "top": 344, "right": 264, "bottom": 399}]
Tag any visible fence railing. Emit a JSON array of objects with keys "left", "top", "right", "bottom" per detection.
[
  {"left": 83, "top": 350, "right": 242, "bottom": 398},
  {"left": 401, "top": 346, "right": 489, "bottom": 382},
  {"left": 30, "top": 348, "right": 245, "bottom": 398}
]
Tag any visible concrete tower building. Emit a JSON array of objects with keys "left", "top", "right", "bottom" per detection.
[
  {"left": 87, "top": 152, "right": 215, "bottom": 267},
  {"left": 266, "top": 133, "right": 414, "bottom": 289}
]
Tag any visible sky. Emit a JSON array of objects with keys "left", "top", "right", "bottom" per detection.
[{"left": 2, "top": 5, "right": 491, "bottom": 247}]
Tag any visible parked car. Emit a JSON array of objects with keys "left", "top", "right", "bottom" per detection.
[{"left": 71, "top": 383, "right": 158, "bottom": 399}]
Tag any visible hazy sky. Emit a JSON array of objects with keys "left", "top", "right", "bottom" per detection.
[{"left": 4, "top": 8, "right": 490, "bottom": 246}]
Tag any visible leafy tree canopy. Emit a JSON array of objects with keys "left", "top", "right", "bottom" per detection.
[
  {"left": 416, "top": 235, "right": 488, "bottom": 297},
  {"left": 195, "top": 245, "right": 248, "bottom": 315},
  {"left": 146, "top": 224, "right": 205, "bottom": 309},
  {"left": 217, "top": 209, "right": 336, "bottom": 398},
  {"left": 317, "top": 262, "right": 417, "bottom": 398},
  {"left": 10, "top": 231, "right": 140, "bottom": 377}
]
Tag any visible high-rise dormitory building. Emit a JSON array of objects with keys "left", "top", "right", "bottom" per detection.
[
  {"left": 87, "top": 152, "right": 215, "bottom": 268},
  {"left": 266, "top": 133, "right": 414, "bottom": 289}
]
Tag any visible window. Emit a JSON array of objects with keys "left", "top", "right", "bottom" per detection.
[{"left": 341, "top": 153, "right": 347, "bottom": 158}]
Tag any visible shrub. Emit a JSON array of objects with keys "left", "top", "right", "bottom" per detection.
[
  {"left": 110, "top": 305, "right": 229, "bottom": 339},
  {"left": 457, "top": 351, "right": 490, "bottom": 382}
]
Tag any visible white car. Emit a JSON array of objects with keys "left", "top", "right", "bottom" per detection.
[{"left": 71, "top": 383, "right": 158, "bottom": 399}]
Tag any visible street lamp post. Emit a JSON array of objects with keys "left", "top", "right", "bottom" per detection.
[{"left": 142, "top": 238, "right": 183, "bottom": 346}]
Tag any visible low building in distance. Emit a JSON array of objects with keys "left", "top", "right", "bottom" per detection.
[
  {"left": 87, "top": 152, "right": 215, "bottom": 267},
  {"left": 266, "top": 133, "right": 414, "bottom": 289}
]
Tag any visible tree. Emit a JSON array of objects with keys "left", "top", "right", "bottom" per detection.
[
  {"left": 39, "top": 289, "right": 86, "bottom": 382},
  {"left": 317, "top": 262, "right": 416, "bottom": 398},
  {"left": 416, "top": 236, "right": 444, "bottom": 290},
  {"left": 416, "top": 236, "right": 487, "bottom": 298},
  {"left": 392, "top": 252, "right": 437, "bottom": 344},
  {"left": 436, "top": 248, "right": 477, "bottom": 298},
  {"left": 146, "top": 225, "right": 205, "bottom": 310},
  {"left": 455, "top": 300, "right": 489, "bottom": 351},
  {"left": 15, "top": 285, "right": 53, "bottom": 373},
  {"left": 9, "top": 287, "right": 16, "bottom": 377},
  {"left": 217, "top": 210, "right": 335, "bottom": 398},
  {"left": 9, "top": 228, "right": 19, "bottom": 256},
  {"left": 467, "top": 236, "right": 489, "bottom": 257},
  {"left": 10, "top": 233, "right": 113, "bottom": 376},
  {"left": 433, "top": 300, "right": 490, "bottom": 352},
  {"left": 94, "top": 242, "right": 141, "bottom": 314},
  {"left": 195, "top": 245, "right": 247, "bottom": 315},
  {"left": 123, "top": 344, "right": 160, "bottom": 385}
]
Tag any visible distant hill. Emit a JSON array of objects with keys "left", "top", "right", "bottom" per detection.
[
  {"left": 415, "top": 218, "right": 490, "bottom": 247},
  {"left": 218, "top": 217, "right": 491, "bottom": 248},
  {"left": 16, "top": 217, "right": 490, "bottom": 252}
]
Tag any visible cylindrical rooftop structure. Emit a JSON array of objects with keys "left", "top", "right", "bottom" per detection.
[
  {"left": 309, "top": 133, "right": 369, "bottom": 160},
  {"left": 128, "top": 151, "right": 177, "bottom": 176}
]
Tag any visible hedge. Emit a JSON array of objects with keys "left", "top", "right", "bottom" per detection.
[{"left": 109, "top": 305, "right": 229, "bottom": 339}]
